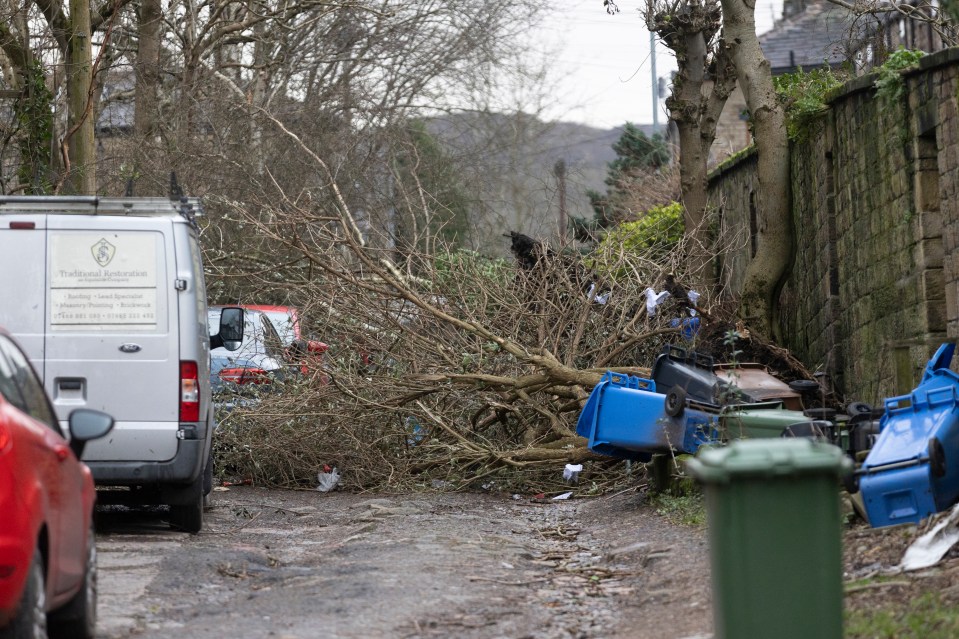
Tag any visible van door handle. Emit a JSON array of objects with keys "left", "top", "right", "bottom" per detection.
[{"left": 58, "top": 380, "right": 82, "bottom": 391}]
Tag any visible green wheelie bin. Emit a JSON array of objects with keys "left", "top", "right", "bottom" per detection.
[{"left": 687, "top": 439, "right": 852, "bottom": 639}]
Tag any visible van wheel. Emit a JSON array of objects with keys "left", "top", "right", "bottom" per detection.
[
  {"left": 202, "top": 453, "right": 214, "bottom": 511},
  {"left": 49, "top": 523, "right": 97, "bottom": 639},
  {"left": 169, "top": 478, "right": 204, "bottom": 534},
  {"left": 203, "top": 452, "right": 214, "bottom": 495},
  {"left": 5, "top": 549, "right": 46, "bottom": 639}
]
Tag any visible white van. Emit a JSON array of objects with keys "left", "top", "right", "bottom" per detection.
[{"left": 0, "top": 196, "right": 242, "bottom": 532}]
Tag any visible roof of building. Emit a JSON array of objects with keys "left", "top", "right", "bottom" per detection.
[{"left": 759, "top": 0, "right": 862, "bottom": 74}]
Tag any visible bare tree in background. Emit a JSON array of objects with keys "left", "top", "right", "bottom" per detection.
[
  {"left": 825, "top": 0, "right": 959, "bottom": 49},
  {"left": 0, "top": 0, "right": 133, "bottom": 192}
]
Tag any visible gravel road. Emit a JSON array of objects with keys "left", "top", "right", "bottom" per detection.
[{"left": 94, "top": 486, "right": 712, "bottom": 639}]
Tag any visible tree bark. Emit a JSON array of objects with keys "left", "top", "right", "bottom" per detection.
[
  {"left": 647, "top": 0, "right": 735, "bottom": 289},
  {"left": 134, "top": 0, "right": 161, "bottom": 139},
  {"left": 66, "top": 0, "right": 95, "bottom": 194},
  {"left": 720, "top": 0, "right": 792, "bottom": 339}
]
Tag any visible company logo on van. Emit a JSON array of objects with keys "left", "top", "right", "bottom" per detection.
[{"left": 91, "top": 239, "right": 116, "bottom": 267}]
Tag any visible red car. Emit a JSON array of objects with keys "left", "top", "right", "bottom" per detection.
[
  {"left": 237, "top": 305, "right": 328, "bottom": 355},
  {"left": 0, "top": 330, "right": 114, "bottom": 639},
  {"left": 214, "top": 305, "right": 329, "bottom": 381}
]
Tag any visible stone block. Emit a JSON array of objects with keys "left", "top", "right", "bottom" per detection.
[
  {"left": 923, "top": 268, "right": 946, "bottom": 300},
  {"left": 916, "top": 210, "right": 942, "bottom": 238},
  {"left": 915, "top": 169, "right": 941, "bottom": 212},
  {"left": 947, "top": 281, "right": 959, "bottom": 324},
  {"left": 926, "top": 299, "right": 948, "bottom": 332},
  {"left": 915, "top": 238, "right": 945, "bottom": 268}
]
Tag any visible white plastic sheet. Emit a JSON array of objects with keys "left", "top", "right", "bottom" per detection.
[
  {"left": 563, "top": 463, "right": 583, "bottom": 483},
  {"left": 899, "top": 502, "right": 959, "bottom": 571}
]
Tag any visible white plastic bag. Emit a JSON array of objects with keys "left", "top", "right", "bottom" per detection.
[
  {"left": 563, "top": 463, "right": 583, "bottom": 483},
  {"left": 317, "top": 466, "right": 341, "bottom": 492}
]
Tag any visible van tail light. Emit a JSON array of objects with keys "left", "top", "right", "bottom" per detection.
[
  {"left": 180, "top": 361, "right": 200, "bottom": 422},
  {"left": 219, "top": 368, "right": 270, "bottom": 385}
]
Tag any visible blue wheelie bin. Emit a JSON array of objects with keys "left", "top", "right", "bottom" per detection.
[
  {"left": 576, "top": 371, "right": 719, "bottom": 459},
  {"left": 859, "top": 343, "right": 959, "bottom": 527}
]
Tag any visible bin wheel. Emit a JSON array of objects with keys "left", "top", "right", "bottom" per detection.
[
  {"left": 803, "top": 407, "right": 837, "bottom": 421},
  {"left": 929, "top": 437, "right": 947, "bottom": 478},
  {"left": 665, "top": 388, "right": 686, "bottom": 418},
  {"left": 788, "top": 379, "right": 820, "bottom": 394},
  {"left": 842, "top": 471, "right": 860, "bottom": 494},
  {"left": 846, "top": 401, "right": 873, "bottom": 417}
]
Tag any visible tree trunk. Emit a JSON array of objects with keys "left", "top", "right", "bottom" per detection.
[
  {"left": 671, "top": 30, "right": 712, "bottom": 285},
  {"left": 647, "top": 0, "right": 734, "bottom": 290},
  {"left": 720, "top": 0, "right": 792, "bottom": 339},
  {"left": 134, "top": 0, "right": 161, "bottom": 138},
  {"left": 66, "top": 0, "right": 95, "bottom": 194}
]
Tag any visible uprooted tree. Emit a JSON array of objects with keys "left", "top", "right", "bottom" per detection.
[
  {"left": 203, "top": 113, "right": 739, "bottom": 490},
  {"left": 203, "top": 108, "right": 819, "bottom": 491},
  {"left": 198, "top": 0, "right": 799, "bottom": 490}
]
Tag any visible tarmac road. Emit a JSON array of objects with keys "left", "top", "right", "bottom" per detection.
[{"left": 94, "top": 486, "right": 713, "bottom": 639}]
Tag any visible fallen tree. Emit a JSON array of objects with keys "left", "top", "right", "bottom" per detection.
[{"left": 206, "top": 118, "right": 811, "bottom": 492}]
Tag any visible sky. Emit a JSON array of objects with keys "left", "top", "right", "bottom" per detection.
[{"left": 537, "top": 0, "right": 785, "bottom": 129}]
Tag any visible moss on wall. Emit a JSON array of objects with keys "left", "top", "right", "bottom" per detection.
[{"left": 708, "top": 50, "right": 959, "bottom": 402}]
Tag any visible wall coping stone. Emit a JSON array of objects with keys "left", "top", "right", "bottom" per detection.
[
  {"left": 914, "top": 47, "right": 959, "bottom": 74},
  {"left": 705, "top": 47, "right": 959, "bottom": 187},
  {"left": 707, "top": 146, "right": 758, "bottom": 184},
  {"left": 824, "top": 47, "right": 959, "bottom": 105}
]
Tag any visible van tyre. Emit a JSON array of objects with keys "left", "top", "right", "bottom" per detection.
[
  {"left": 169, "top": 476, "right": 204, "bottom": 533},
  {"left": 49, "top": 523, "right": 97, "bottom": 639},
  {"left": 202, "top": 452, "right": 214, "bottom": 511},
  {"left": 3, "top": 549, "right": 46, "bottom": 639}
]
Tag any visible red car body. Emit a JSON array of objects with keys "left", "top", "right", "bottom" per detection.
[
  {"left": 215, "top": 305, "right": 329, "bottom": 382},
  {"left": 0, "top": 330, "right": 112, "bottom": 636},
  {"left": 238, "top": 305, "right": 328, "bottom": 355}
]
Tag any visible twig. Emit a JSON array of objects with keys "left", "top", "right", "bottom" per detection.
[
  {"left": 204, "top": 510, "right": 261, "bottom": 535},
  {"left": 844, "top": 580, "right": 912, "bottom": 594},
  {"left": 466, "top": 575, "right": 548, "bottom": 586}
]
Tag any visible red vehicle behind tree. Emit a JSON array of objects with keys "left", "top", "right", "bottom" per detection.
[
  {"left": 0, "top": 330, "right": 113, "bottom": 639},
  {"left": 214, "top": 305, "right": 329, "bottom": 382}
]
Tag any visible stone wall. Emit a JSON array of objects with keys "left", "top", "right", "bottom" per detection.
[{"left": 709, "top": 49, "right": 959, "bottom": 403}]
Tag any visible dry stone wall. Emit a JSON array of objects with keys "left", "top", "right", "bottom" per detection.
[{"left": 708, "top": 49, "right": 959, "bottom": 403}]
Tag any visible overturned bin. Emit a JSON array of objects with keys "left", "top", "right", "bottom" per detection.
[
  {"left": 576, "top": 371, "right": 718, "bottom": 459},
  {"left": 688, "top": 439, "right": 851, "bottom": 639},
  {"left": 859, "top": 342, "right": 959, "bottom": 527},
  {"left": 575, "top": 372, "right": 669, "bottom": 461}
]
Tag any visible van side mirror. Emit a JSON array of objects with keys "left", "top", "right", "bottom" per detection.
[
  {"left": 68, "top": 408, "right": 115, "bottom": 459},
  {"left": 217, "top": 307, "right": 244, "bottom": 351}
]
